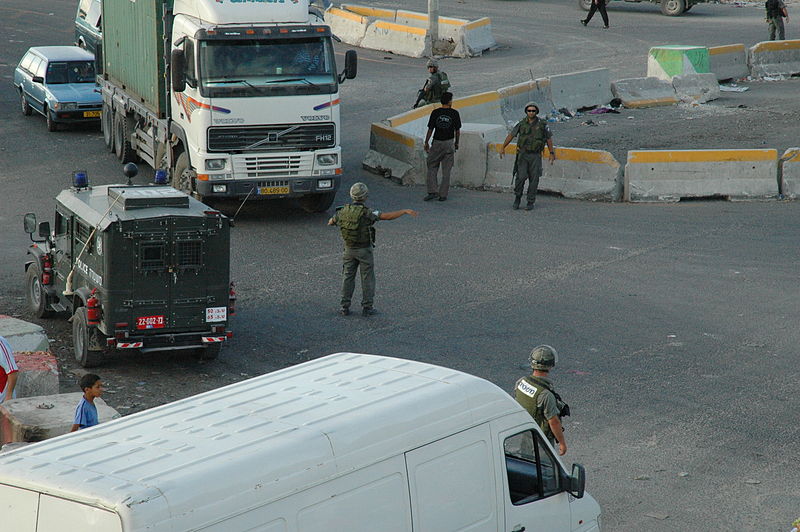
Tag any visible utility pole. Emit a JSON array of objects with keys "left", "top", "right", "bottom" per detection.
[{"left": 428, "top": 0, "right": 439, "bottom": 48}]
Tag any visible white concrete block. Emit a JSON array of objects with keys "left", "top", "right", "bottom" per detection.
[
  {"left": 361, "top": 19, "right": 429, "bottom": 58},
  {"left": 647, "top": 45, "right": 710, "bottom": 81},
  {"left": 14, "top": 351, "right": 59, "bottom": 399},
  {"left": 709, "top": 43, "right": 749, "bottom": 81},
  {"left": 548, "top": 68, "right": 612, "bottom": 112},
  {"left": 364, "top": 123, "right": 426, "bottom": 185},
  {"left": 0, "top": 316, "right": 49, "bottom": 353},
  {"left": 451, "top": 124, "right": 506, "bottom": 188},
  {"left": 611, "top": 77, "right": 678, "bottom": 108},
  {"left": 324, "top": 7, "right": 368, "bottom": 47},
  {"left": 462, "top": 17, "right": 496, "bottom": 56},
  {"left": 780, "top": 148, "right": 800, "bottom": 199},
  {"left": 452, "top": 91, "right": 504, "bottom": 126},
  {"left": 498, "top": 78, "right": 553, "bottom": 127},
  {"left": 748, "top": 39, "right": 800, "bottom": 78},
  {"left": 672, "top": 73, "right": 720, "bottom": 103}
]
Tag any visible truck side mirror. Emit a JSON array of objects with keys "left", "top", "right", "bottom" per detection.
[
  {"left": 171, "top": 49, "right": 186, "bottom": 93},
  {"left": 569, "top": 463, "right": 586, "bottom": 499},
  {"left": 38, "top": 221, "right": 51, "bottom": 239},
  {"left": 23, "top": 213, "right": 37, "bottom": 234},
  {"left": 339, "top": 50, "right": 357, "bottom": 83}
]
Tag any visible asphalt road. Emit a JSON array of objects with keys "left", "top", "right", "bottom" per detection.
[{"left": 1, "top": 1, "right": 799, "bottom": 530}]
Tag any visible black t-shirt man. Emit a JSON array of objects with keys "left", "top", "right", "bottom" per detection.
[{"left": 427, "top": 107, "right": 462, "bottom": 141}]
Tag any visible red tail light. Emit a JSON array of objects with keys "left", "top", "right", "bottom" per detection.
[{"left": 228, "top": 282, "right": 237, "bottom": 316}]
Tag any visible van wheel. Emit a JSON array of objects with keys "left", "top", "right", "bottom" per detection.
[
  {"left": 172, "top": 152, "right": 195, "bottom": 195},
  {"left": 661, "top": 0, "right": 685, "bottom": 15},
  {"left": 193, "top": 344, "right": 220, "bottom": 361},
  {"left": 25, "top": 265, "right": 54, "bottom": 318},
  {"left": 102, "top": 102, "right": 115, "bottom": 152},
  {"left": 114, "top": 112, "right": 135, "bottom": 163},
  {"left": 73, "top": 307, "right": 102, "bottom": 368},
  {"left": 45, "top": 106, "right": 58, "bottom": 132},
  {"left": 298, "top": 191, "right": 337, "bottom": 213},
  {"left": 20, "top": 90, "right": 32, "bottom": 116}
]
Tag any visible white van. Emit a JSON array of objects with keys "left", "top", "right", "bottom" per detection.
[{"left": 0, "top": 353, "right": 601, "bottom": 532}]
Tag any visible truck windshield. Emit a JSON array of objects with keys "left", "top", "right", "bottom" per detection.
[{"left": 199, "top": 38, "right": 336, "bottom": 98}]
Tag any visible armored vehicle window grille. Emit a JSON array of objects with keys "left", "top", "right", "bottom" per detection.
[
  {"left": 75, "top": 220, "right": 93, "bottom": 254},
  {"left": 140, "top": 243, "right": 166, "bottom": 271},
  {"left": 207, "top": 123, "right": 335, "bottom": 152},
  {"left": 176, "top": 240, "right": 203, "bottom": 269}
]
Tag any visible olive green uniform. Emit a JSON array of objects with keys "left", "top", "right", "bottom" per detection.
[
  {"left": 766, "top": 0, "right": 787, "bottom": 40},
  {"left": 332, "top": 202, "right": 381, "bottom": 310},
  {"left": 510, "top": 118, "right": 552, "bottom": 204},
  {"left": 424, "top": 71, "right": 450, "bottom": 105},
  {"left": 514, "top": 375, "right": 562, "bottom": 444}
]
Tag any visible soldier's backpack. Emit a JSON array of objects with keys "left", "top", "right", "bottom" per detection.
[{"left": 337, "top": 204, "right": 373, "bottom": 247}]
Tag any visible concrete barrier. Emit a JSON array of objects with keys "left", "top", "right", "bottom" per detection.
[
  {"left": 780, "top": 148, "right": 800, "bottom": 198},
  {"left": 672, "top": 73, "right": 720, "bottom": 103},
  {"left": 548, "top": 68, "right": 612, "bottom": 112},
  {"left": 341, "top": 4, "right": 397, "bottom": 19},
  {"left": 709, "top": 43, "right": 749, "bottom": 81},
  {"left": 647, "top": 45, "right": 710, "bottom": 81},
  {"left": 451, "top": 124, "right": 506, "bottom": 188},
  {"left": 611, "top": 77, "right": 678, "bottom": 108},
  {"left": 361, "top": 20, "right": 429, "bottom": 58},
  {"left": 363, "top": 122, "right": 425, "bottom": 185},
  {"left": 463, "top": 18, "right": 496, "bottom": 56},
  {"left": 624, "top": 149, "right": 779, "bottom": 202},
  {"left": 486, "top": 144, "right": 622, "bottom": 200},
  {"left": 749, "top": 39, "right": 800, "bottom": 78},
  {"left": 14, "top": 351, "right": 59, "bottom": 399},
  {"left": 0, "top": 393, "right": 118, "bottom": 444},
  {"left": 498, "top": 78, "right": 552, "bottom": 127},
  {"left": 0, "top": 315, "right": 49, "bottom": 353},
  {"left": 324, "top": 7, "right": 368, "bottom": 46},
  {"left": 452, "top": 91, "right": 504, "bottom": 125}
]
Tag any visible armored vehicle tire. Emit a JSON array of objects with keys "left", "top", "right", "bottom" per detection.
[
  {"left": 45, "top": 106, "right": 57, "bottom": 132},
  {"left": 113, "top": 112, "right": 135, "bottom": 163},
  {"left": 73, "top": 307, "right": 102, "bottom": 368},
  {"left": 172, "top": 152, "right": 195, "bottom": 195},
  {"left": 102, "top": 102, "right": 114, "bottom": 153},
  {"left": 661, "top": 0, "right": 685, "bottom": 15},
  {"left": 20, "top": 90, "right": 32, "bottom": 116},
  {"left": 193, "top": 344, "right": 221, "bottom": 361},
  {"left": 25, "top": 265, "right": 54, "bottom": 318},
  {"left": 299, "top": 191, "right": 337, "bottom": 213}
]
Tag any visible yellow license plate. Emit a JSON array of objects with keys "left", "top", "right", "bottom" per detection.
[
  {"left": 259, "top": 186, "right": 290, "bottom": 195},
  {"left": 83, "top": 110, "right": 101, "bottom": 118}
]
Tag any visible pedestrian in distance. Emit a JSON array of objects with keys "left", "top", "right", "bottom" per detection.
[
  {"left": 514, "top": 345, "right": 570, "bottom": 456},
  {"left": 70, "top": 373, "right": 104, "bottom": 432},
  {"left": 424, "top": 91, "right": 461, "bottom": 202},
  {"left": 581, "top": 0, "right": 610, "bottom": 29},
  {"left": 765, "top": 0, "right": 789, "bottom": 40},
  {"left": 500, "top": 102, "right": 556, "bottom": 211},
  {"left": 414, "top": 59, "right": 451, "bottom": 108},
  {"left": 0, "top": 335, "right": 19, "bottom": 404},
  {"left": 328, "top": 183, "right": 417, "bottom": 317}
]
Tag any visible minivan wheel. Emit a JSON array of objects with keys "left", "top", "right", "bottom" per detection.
[
  {"left": 20, "top": 90, "right": 32, "bottom": 116},
  {"left": 661, "top": 0, "right": 685, "bottom": 15},
  {"left": 45, "top": 106, "right": 58, "bottom": 132},
  {"left": 73, "top": 307, "right": 101, "bottom": 368}
]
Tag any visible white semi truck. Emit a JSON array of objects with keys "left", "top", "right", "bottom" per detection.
[{"left": 100, "top": 0, "right": 356, "bottom": 212}]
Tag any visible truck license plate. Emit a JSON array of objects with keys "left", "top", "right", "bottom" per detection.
[
  {"left": 259, "top": 186, "right": 290, "bottom": 195},
  {"left": 83, "top": 110, "right": 101, "bottom": 118},
  {"left": 206, "top": 307, "right": 227, "bottom": 322},
  {"left": 136, "top": 315, "right": 165, "bottom": 329}
]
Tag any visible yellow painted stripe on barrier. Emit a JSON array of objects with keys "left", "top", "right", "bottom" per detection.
[
  {"left": 623, "top": 97, "right": 678, "bottom": 108},
  {"left": 628, "top": 149, "right": 778, "bottom": 164},
  {"left": 466, "top": 17, "right": 491, "bottom": 30},
  {"left": 372, "top": 123, "right": 416, "bottom": 148},
  {"left": 751, "top": 39, "right": 800, "bottom": 53},
  {"left": 489, "top": 144, "right": 615, "bottom": 164},
  {"left": 396, "top": 11, "right": 466, "bottom": 26},
  {"left": 709, "top": 43, "right": 745, "bottom": 55},
  {"left": 388, "top": 106, "right": 436, "bottom": 128},
  {"left": 782, "top": 148, "right": 800, "bottom": 162},
  {"left": 440, "top": 17, "right": 467, "bottom": 26},
  {"left": 453, "top": 91, "right": 500, "bottom": 110},
  {"left": 328, "top": 7, "right": 365, "bottom": 23},
  {"left": 375, "top": 20, "right": 426, "bottom": 36},
  {"left": 499, "top": 82, "right": 536, "bottom": 97},
  {"left": 345, "top": 5, "right": 396, "bottom": 18},
  {"left": 398, "top": 10, "right": 427, "bottom": 21}
]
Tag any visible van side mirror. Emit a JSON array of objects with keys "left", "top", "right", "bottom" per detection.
[
  {"left": 171, "top": 49, "right": 186, "bottom": 93},
  {"left": 23, "top": 213, "right": 37, "bottom": 234},
  {"left": 339, "top": 50, "right": 357, "bottom": 83},
  {"left": 32, "top": 76, "right": 44, "bottom": 84},
  {"left": 568, "top": 463, "right": 586, "bottom": 499}
]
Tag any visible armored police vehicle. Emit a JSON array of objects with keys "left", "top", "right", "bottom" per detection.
[{"left": 23, "top": 165, "right": 233, "bottom": 367}]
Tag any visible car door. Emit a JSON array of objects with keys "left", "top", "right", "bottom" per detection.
[{"left": 28, "top": 57, "right": 47, "bottom": 112}]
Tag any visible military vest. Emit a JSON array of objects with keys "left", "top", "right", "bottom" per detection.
[
  {"left": 766, "top": 0, "right": 782, "bottom": 18},
  {"left": 337, "top": 203, "right": 374, "bottom": 248},
  {"left": 515, "top": 118, "right": 548, "bottom": 154},
  {"left": 515, "top": 375, "right": 561, "bottom": 441},
  {"left": 428, "top": 72, "right": 451, "bottom": 102}
]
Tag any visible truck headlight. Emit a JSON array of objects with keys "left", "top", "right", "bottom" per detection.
[
  {"left": 205, "top": 158, "right": 226, "bottom": 171},
  {"left": 317, "top": 179, "right": 333, "bottom": 189},
  {"left": 55, "top": 102, "right": 77, "bottom": 111},
  {"left": 212, "top": 184, "right": 227, "bottom": 193},
  {"left": 316, "top": 154, "right": 338, "bottom": 166}
]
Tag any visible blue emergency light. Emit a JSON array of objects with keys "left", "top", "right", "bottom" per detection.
[
  {"left": 154, "top": 169, "right": 168, "bottom": 185},
  {"left": 73, "top": 171, "right": 89, "bottom": 189}
]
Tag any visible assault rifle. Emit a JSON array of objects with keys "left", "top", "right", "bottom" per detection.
[{"left": 412, "top": 80, "right": 429, "bottom": 109}]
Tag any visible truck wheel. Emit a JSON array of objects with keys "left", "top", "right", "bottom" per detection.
[
  {"left": 45, "top": 106, "right": 58, "bottom": 132},
  {"left": 661, "top": 0, "right": 685, "bottom": 15},
  {"left": 683, "top": 3, "right": 693, "bottom": 11},
  {"left": 172, "top": 152, "right": 195, "bottom": 195},
  {"left": 298, "top": 191, "right": 337, "bottom": 213},
  {"left": 114, "top": 112, "right": 135, "bottom": 163},
  {"left": 193, "top": 344, "right": 220, "bottom": 361},
  {"left": 73, "top": 307, "right": 102, "bottom": 368},
  {"left": 578, "top": 0, "right": 592, "bottom": 10},
  {"left": 102, "top": 102, "right": 114, "bottom": 153},
  {"left": 20, "top": 90, "right": 32, "bottom": 116},
  {"left": 25, "top": 265, "right": 54, "bottom": 318}
]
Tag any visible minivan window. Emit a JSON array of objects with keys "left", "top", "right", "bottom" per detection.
[
  {"left": 46, "top": 61, "right": 96, "bottom": 84},
  {"left": 28, "top": 57, "right": 43, "bottom": 77},
  {"left": 504, "top": 430, "right": 561, "bottom": 504},
  {"left": 20, "top": 52, "right": 35, "bottom": 72},
  {"left": 34, "top": 58, "right": 47, "bottom": 78}
]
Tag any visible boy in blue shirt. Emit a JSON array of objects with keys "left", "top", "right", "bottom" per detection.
[{"left": 70, "top": 373, "right": 103, "bottom": 432}]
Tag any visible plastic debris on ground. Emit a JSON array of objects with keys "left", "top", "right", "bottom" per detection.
[{"left": 719, "top": 84, "right": 749, "bottom": 92}]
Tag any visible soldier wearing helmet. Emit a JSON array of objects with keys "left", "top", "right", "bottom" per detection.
[
  {"left": 514, "top": 345, "right": 570, "bottom": 455},
  {"left": 418, "top": 59, "right": 451, "bottom": 107},
  {"left": 328, "top": 183, "right": 418, "bottom": 316}
]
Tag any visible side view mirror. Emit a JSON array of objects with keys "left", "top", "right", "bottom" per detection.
[
  {"left": 338, "top": 50, "right": 357, "bottom": 83},
  {"left": 568, "top": 463, "right": 586, "bottom": 499},
  {"left": 170, "top": 49, "right": 186, "bottom": 93},
  {"left": 32, "top": 76, "right": 44, "bottom": 84},
  {"left": 23, "top": 213, "right": 37, "bottom": 234}
]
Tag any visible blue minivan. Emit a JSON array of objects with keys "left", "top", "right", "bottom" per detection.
[{"left": 14, "top": 46, "right": 102, "bottom": 132}]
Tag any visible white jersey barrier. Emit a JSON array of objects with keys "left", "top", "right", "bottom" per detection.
[
  {"left": 624, "top": 149, "right": 779, "bottom": 202},
  {"left": 363, "top": 123, "right": 425, "bottom": 185},
  {"left": 548, "top": 69, "right": 613, "bottom": 113},
  {"left": 610, "top": 77, "right": 679, "bottom": 108},
  {"left": 780, "top": 148, "right": 800, "bottom": 199},
  {"left": 671, "top": 73, "right": 720, "bottom": 103},
  {"left": 324, "top": 7, "right": 368, "bottom": 46},
  {"left": 748, "top": 39, "right": 800, "bottom": 78},
  {"left": 708, "top": 44, "right": 749, "bottom": 81},
  {"left": 498, "top": 79, "right": 552, "bottom": 126},
  {"left": 360, "top": 20, "right": 428, "bottom": 58}
]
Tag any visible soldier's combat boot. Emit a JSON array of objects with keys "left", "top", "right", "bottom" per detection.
[
  {"left": 525, "top": 201, "right": 535, "bottom": 211},
  {"left": 362, "top": 307, "right": 377, "bottom": 317},
  {"left": 339, "top": 307, "right": 350, "bottom": 316},
  {"left": 513, "top": 196, "right": 521, "bottom": 210}
]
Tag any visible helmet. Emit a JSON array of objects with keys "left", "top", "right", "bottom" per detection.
[
  {"left": 524, "top": 101, "right": 539, "bottom": 113},
  {"left": 529, "top": 345, "right": 558, "bottom": 371},
  {"left": 426, "top": 59, "right": 439, "bottom": 68},
  {"left": 349, "top": 182, "right": 369, "bottom": 201}
]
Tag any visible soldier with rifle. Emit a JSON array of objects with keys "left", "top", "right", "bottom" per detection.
[{"left": 413, "top": 59, "right": 450, "bottom": 108}]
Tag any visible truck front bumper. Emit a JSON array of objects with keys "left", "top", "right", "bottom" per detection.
[{"left": 195, "top": 175, "right": 340, "bottom": 199}]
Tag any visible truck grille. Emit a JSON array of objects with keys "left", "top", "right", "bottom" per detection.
[
  {"left": 233, "top": 154, "right": 313, "bottom": 178},
  {"left": 208, "top": 123, "right": 335, "bottom": 152}
]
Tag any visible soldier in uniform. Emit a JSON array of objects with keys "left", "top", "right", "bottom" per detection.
[
  {"left": 514, "top": 345, "right": 569, "bottom": 456},
  {"left": 422, "top": 60, "right": 451, "bottom": 106},
  {"left": 500, "top": 103, "right": 556, "bottom": 211},
  {"left": 765, "top": 0, "right": 788, "bottom": 40},
  {"left": 328, "top": 183, "right": 417, "bottom": 316}
]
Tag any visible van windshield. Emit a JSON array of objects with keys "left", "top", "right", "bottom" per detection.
[
  {"left": 199, "top": 38, "right": 337, "bottom": 98},
  {"left": 46, "top": 61, "right": 96, "bottom": 84}
]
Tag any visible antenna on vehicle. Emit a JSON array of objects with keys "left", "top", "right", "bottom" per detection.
[{"left": 231, "top": 185, "right": 256, "bottom": 225}]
